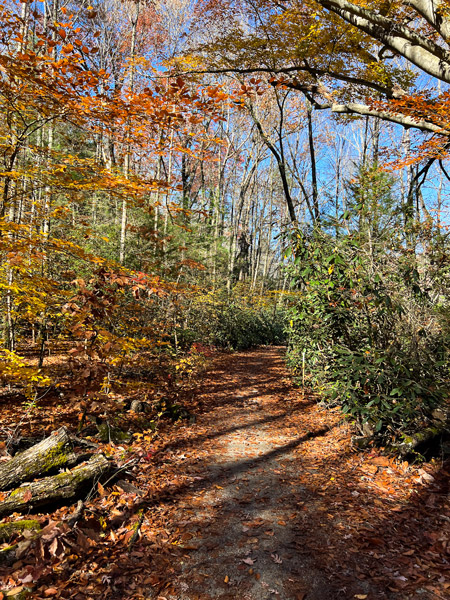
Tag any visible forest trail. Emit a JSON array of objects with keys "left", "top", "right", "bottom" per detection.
[
  {"left": 146, "top": 348, "right": 448, "bottom": 600},
  {"left": 164, "top": 346, "right": 336, "bottom": 600}
]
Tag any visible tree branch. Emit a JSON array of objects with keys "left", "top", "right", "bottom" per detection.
[{"left": 318, "top": 0, "right": 450, "bottom": 83}]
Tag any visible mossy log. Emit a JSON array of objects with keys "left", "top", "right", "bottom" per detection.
[
  {"left": 0, "top": 542, "right": 20, "bottom": 566},
  {"left": 0, "top": 519, "right": 40, "bottom": 542},
  {"left": 0, "top": 454, "right": 110, "bottom": 517},
  {"left": 0, "top": 537, "right": 35, "bottom": 567},
  {"left": 395, "top": 425, "right": 447, "bottom": 456},
  {"left": 0, "top": 427, "right": 75, "bottom": 491}
]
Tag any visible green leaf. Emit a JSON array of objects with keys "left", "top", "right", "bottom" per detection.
[{"left": 390, "top": 387, "right": 402, "bottom": 396}]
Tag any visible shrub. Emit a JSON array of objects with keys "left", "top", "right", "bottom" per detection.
[
  {"left": 177, "top": 286, "right": 287, "bottom": 350},
  {"left": 285, "top": 217, "right": 449, "bottom": 442}
]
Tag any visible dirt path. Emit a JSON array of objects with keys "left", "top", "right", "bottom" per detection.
[
  {"left": 165, "top": 347, "right": 335, "bottom": 600},
  {"left": 143, "top": 347, "right": 449, "bottom": 600}
]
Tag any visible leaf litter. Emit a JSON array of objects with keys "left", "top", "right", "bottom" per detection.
[{"left": 0, "top": 347, "right": 448, "bottom": 600}]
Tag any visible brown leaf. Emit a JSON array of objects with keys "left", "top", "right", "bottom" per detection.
[
  {"left": 372, "top": 456, "right": 391, "bottom": 467},
  {"left": 271, "top": 553, "right": 283, "bottom": 564},
  {"left": 49, "top": 537, "right": 65, "bottom": 558}
]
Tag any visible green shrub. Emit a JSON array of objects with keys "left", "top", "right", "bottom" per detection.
[
  {"left": 177, "top": 287, "right": 287, "bottom": 350},
  {"left": 286, "top": 223, "right": 449, "bottom": 442}
]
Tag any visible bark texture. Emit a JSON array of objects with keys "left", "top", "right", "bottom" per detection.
[
  {"left": 0, "top": 454, "right": 110, "bottom": 517},
  {"left": 0, "top": 427, "right": 74, "bottom": 491}
]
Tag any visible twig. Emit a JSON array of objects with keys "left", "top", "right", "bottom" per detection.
[
  {"left": 70, "top": 434, "right": 100, "bottom": 450},
  {"left": 84, "top": 457, "right": 139, "bottom": 502},
  {"left": 65, "top": 499, "right": 85, "bottom": 528}
]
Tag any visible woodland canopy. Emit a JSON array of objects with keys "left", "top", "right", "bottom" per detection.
[
  {"left": 0, "top": 0, "right": 449, "bottom": 455},
  {"left": 0, "top": 1, "right": 449, "bottom": 595}
]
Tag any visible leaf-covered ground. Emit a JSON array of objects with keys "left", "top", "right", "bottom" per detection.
[{"left": 1, "top": 347, "right": 449, "bottom": 600}]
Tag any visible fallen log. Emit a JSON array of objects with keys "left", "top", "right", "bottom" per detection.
[
  {"left": 0, "top": 427, "right": 75, "bottom": 491},
  {"left": 0, "top": 519, "right": 40, "bottom": 542},
  {"left": 0, "top": 454, "right": 110, "bottom": 517},
  {"left": 394, "top": 424, "right": 449, "bottom": 456}
]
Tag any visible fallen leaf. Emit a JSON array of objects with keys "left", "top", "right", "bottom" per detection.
[
  {"left": 242, "top": 557, "right": 255, "bottom": 565},
  {"left": 372, "top": 456, "right": 390, "bottom": 467},
  {"left": 5, "top": 589, "right": 27, "bottom": 599},
  {"left": 224, "top": 575, "right": 229, "bottom": 584},
  {"left": 354, "top": 595, "right": 368, "bottom": 599},
  {"left": 271, "top": 553, "right": 283, "bottom": 564}
]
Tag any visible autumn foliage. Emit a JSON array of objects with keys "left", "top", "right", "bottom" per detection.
[{"left": 0, "top": 2, "right": 449, "bottom": 598}]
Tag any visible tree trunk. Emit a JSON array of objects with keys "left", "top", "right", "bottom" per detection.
[
  {"left": 0, "top": 427, "right": 75, "bottom": 491},
  {"left": 306, "top": 101, "right": 319, "bottom": 221},
  {"left": 0, "top": 454, "right": 110, "bottom": 517}
]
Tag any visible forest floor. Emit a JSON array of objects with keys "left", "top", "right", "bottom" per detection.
[{"left": 1, "top": 347, "right": 449, "bottom": 600}]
